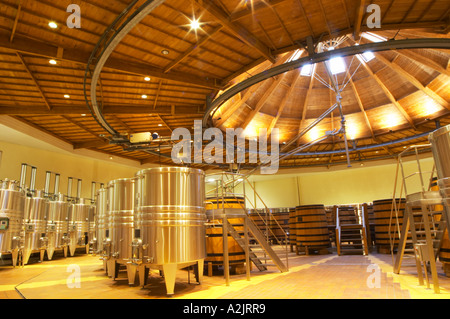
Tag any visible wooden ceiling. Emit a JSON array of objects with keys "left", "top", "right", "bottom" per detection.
[{"left": 0, "top": 0, "right": 449, "bottom": 170}]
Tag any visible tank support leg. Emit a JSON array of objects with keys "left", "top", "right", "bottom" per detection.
[
  {"left": 126, "top": 263, "right": 138, "bottom": 285},
  {"left": 163, "top": 263, "right": 177, "bottom": 295},
  {"left": 139, "top": 264, "right": 149, "bottom": 287},
  {"left": 195, "top": 259, "right": 204, "bottom": 284},
  {"left": 11, "top": 249, "right": 18, "bottom": 268}
]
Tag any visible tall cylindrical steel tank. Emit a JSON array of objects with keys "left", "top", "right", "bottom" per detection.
[
  {"left": 0, "top": 179, "right": 26, "bottom": 267},
  {"left": 47, "top": 193, "right": 70, "bottom": 260},
  {"left": 68, "top": 198, "right": 94, "bottom": 256},
  {"left": 95, "top": 187, "right": 107, "bottom": 256},
  {"left": 429, "top": 125, "right": 450, "bottom": 180},
  {"left": 131, "top": 167, "right": 206, "bottom": 295},
  {"left": 23, "top": 189, "right": 50, "bottom": 264},
  {"left": 106, "top": 178, "right": 135, "bottom": 279}
]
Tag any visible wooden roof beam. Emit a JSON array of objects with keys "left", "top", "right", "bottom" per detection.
[
  {"left": 163, "top": 25, "right": 223, "bottom": 73},
  {"left": 0, "top": 104, "right": 205, "bottom": 115},
  {"left": 15, "top": 52, "right": 52, "bottom": 111},
  {"left": 296, "top": 68, "right": 315, "bottom": 146},
  {"left": 0, "top": 32, "right": 221, "bottom": 90},
  {"left": 358, "top": 59, "right": 417, "bottom": 130},
  {"left": 240, "top": 74, "right": 285, "bottom": 130},
  {"left": 9, "top": 0, "right": 22, "bottom": 43},
  {"left": 268, "top": 70, "right": 301, "bottom": 136},
  {"left": 191, "top": 0, "right": 275, "bottom": 63},
  {"left": 353, "top": 0, "right": 366, "bottom": 40},
  {"left": 375, "top": 52, "right": 450, "bottom": 110}
]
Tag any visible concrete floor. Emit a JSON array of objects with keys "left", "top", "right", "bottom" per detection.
[{"left": 1, "top": 246, "right": 450, "bottom": 300}]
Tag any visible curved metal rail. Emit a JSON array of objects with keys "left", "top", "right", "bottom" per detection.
[
  {"left": 203, "top": 38, "right": 450, "bottom": 128},
  {"left": 83, "top": 0, "right": 166, "bottom": 137}
]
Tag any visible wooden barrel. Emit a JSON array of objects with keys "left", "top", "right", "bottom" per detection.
[
  {"left": 295, "top": 205, "right": 330, "bottom": 252},
  {"left": 372, "top": 198, "right": 408, "bottom": 253},
  {"left": 289, "top": 207, "right": 297, "bottom": 246},
  {"left": 430, "top": 178, "right": 450, "bottom": 272},
  {"left": 205, "top": 197, "right": 246, "bottom": 266},
  {"left": 249, "top": 209, "right": 270, "bottom": 239},
  {"left": 270, "top": 208, "right": 289, "bottom": 243}
]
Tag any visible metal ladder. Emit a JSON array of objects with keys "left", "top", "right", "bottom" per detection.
[
  {"left": 392, "top": 145, "right": 447, "bottom": 293},
  {"left": 205, "top": 172, "right": 289, "bottom": 285},
  {"left": 335, "top": 206, "right": 369, "bottom": 255}
]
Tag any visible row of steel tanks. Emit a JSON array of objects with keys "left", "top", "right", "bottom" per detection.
[
  {"left": 96, "top": 167, "right": 206, "bottom": 295},
  {"left": 0, "top": 165, "right": 96, "bottom": 266}
]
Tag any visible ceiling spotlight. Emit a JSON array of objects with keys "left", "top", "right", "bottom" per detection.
[
  {"left": 81, "top": 114, "right": 86, "bottom": 117},
  {"left": 64, "top": 94, "right": 70, "bottom": 99},
  {"left": 158, "top": 124, "right": 163, "bottom": 127},
  {"left": 48, "top": 21, "right": 58, "bottom": 29},
  {"left": 49, "top": 59, "right": 57, "bottom": 65},
  {"left": 144, "top": 77, "right": 151, "bottom": 81},
  {"left": 161, "top": 49, "right": 169, "bottom": 55},
  {"left": 109, "top": 156, "right": 113, "bottom": 160},
  {"left": 141, "top": 94, "right": 148, "bottom": 99},
  {"left": 190, "top": 18, "right": 201, "bottom": 30}
]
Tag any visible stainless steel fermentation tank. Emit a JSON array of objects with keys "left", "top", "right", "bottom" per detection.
[
  {"left": 428, "top": 124, "right": 450, "bottom": 235},
  {"left": 128, "top": 167, "right": 206, "bottom": 295},
  {"left": 23, "top": 189, "right": 49, "bottom": 264},
  {"left": 103, "top": 178, "right": 135, "bottom": 279},
  {"left": 95, "top": 186, "right": 107, "bottom": 258},
  {"left": 68, "top": 198, "right": 95, "bottom": 256},
  {"left": 0, "top": 179, "right": 26, "bottom": 267},
  {"left": 47, "top": 193, "right": 70, "bottom": 260}
]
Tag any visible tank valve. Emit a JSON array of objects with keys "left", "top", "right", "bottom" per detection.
[{"left": 131, "top": 238, "right": 143, "bottom": 264}]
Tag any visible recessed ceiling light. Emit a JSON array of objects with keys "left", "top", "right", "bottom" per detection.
[
  {"left": 81, "top": 114, "right": 86, "bottom": 117},
  {"left": 144, "top": 77, "right": 151, "bottom": 81},
  {"left": 161, "top": 49, "right": 169, "bottom": 55},
  {"left": 49, "top": 59, "right": 57, "bottom": 65},
  {"left": 109, "top": 156, "right": 113, "bottom": 160},
  {"left": 190, "top": 18, "right": 201, "bottom": 30},
  {"left": 141, "top": 94, "right": 148, "bottom": 99},
  {"left": 64, "top": 94, "right": 70, "bottom": 98},
  {"left": 158, "top": 124, "right": 163, "bottom": 127},
  {"left": 48, "top": 21, "right": 58, "bottom": 29}
]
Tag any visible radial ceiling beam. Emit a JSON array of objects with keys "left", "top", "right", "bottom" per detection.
[
  {"left": 267, "top": 70, "right": 301, "bottom": 135},
  {"left": 240, "top": 73, "right": 286, "bottom": 130},
  {"left": 296, "top": 69, "right": 315, "bottom": 146},
  {"left": 374, "top": 52, "right": 450, "bottom": 110},
  {"left": 353, "top": 0, "right": 366, "bottom": 40},
  {"left": 191, "top": 0, "right": 275, "bottom": 63},
  {"left": 358, "top": 58, "right": 417, "bottom": 130}
]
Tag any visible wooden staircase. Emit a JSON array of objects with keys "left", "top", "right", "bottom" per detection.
[{"left": 335, "top": 206, "right": 369, "bottom": 255}]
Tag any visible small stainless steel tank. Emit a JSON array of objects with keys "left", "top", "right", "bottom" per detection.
[
  {"left": 68, "top": 198, "right": 94, "bottom": 256},
  {"left": 131, "top": 167, "right": 206, "bottom": 295},
  {"left": 0, "top": 179, "right": 26, "bottom": 267},
  {"left": 105, "top": 178, "right": 135, "bottom": 279},
  {"left": 23, "top": 189, "right": 49, "bottom": 264},
  {"left": 47, "top": 193, "right": 70, "bottom": 260}
]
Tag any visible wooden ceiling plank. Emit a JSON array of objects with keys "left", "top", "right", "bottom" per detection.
[
  {"left": 0, "top": 32, "right": 221, "bottom": 90},
  {"left": 163, "top": 25, "right": 223, "bottom": 73},
  {"left": 396, "top": 49, "right": 450, "bottom": 77},
  {"left": 375, "top": 52, "right": 450, "bottom": 110},
  {"left": 358, "top": 58, "right": 417, "bottom": 130},
  {"left": 191, "top": 0, "right": 275, "bottom": 63},
  {"left": 15, "top": 52, "right": 52, "bottom": 111},
  {"left": 268, "top": 70, "right": 301, "bottom": 135},
  {"left": 241, "top": 73, "right": 286, "bottom": 130}
]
